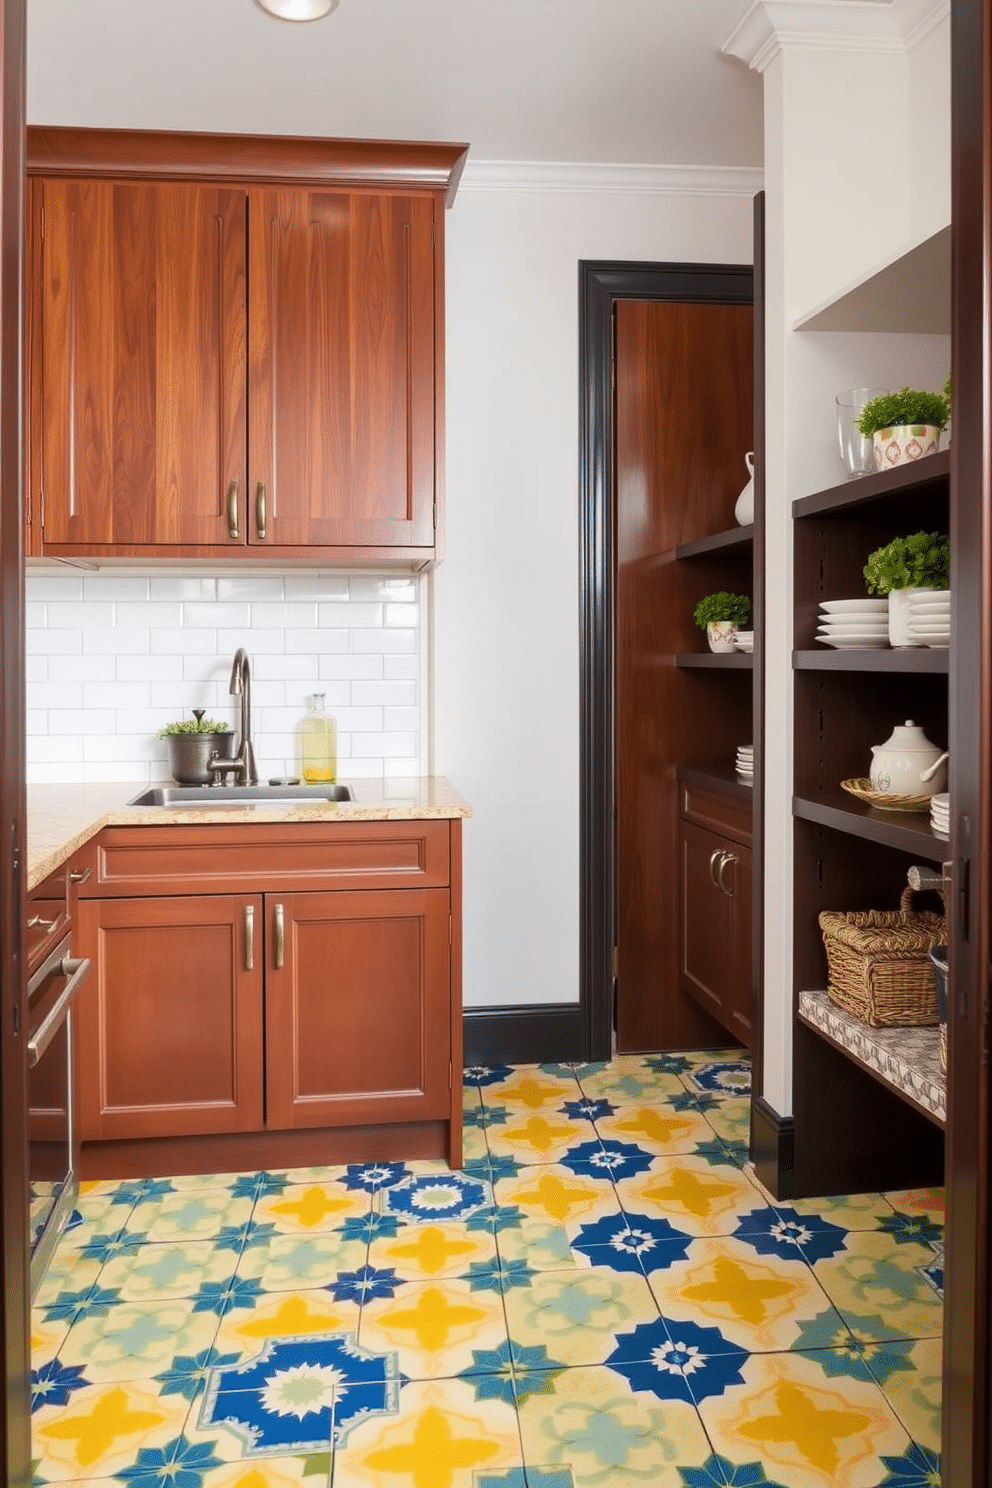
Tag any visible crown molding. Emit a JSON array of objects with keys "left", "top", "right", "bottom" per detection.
[
  {"left": 723, "top": 0, "right": 949, "bottom": 73},
  {"left": 459, "top": 159, "right": 763, "bottom": 198}
]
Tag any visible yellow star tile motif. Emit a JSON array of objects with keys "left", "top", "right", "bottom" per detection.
[
  {"left": 679, "top": 1255, "right": 797, "bottom": 1326},
  {"left": 361, "top": 1404, "right": 501, "bottom": 1488},
  {"left": 611, "top": 1109, "right": 693, "bottom": 1144},
  {"left": 374, "top": 1286, "right": 489, "bottom": 1352},
  {"left": 36, "top": 1386, "right": 164, "bottom": 1469},
  {"left": 738, "top": 1380, "right": 874, "bottom": 1475},
  {"left": 499, "top": 1076, "right": 569, "bottom": 1109},
  {"left": 266, "top": 1185, "right": 354, "bottom": 1228},
  {"left": 639, "top": 1167, "right": 740, "bottom": 1217},
  {"left": 511, "top": 1171, "right": 602, "bottom": 1221},
  {"left": 382, "top": 1226, "right": 478, "bottom": 1275},
  {"left": 234, "top": 1294, "right": 348, "bottom": 1340},
  {"left": 500, "top": 1115, "right": 579, "bottom": 1154}
]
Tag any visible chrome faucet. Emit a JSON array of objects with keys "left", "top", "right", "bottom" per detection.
[{"left": 209, "top": 648, "right": 258, "bottom": 786}]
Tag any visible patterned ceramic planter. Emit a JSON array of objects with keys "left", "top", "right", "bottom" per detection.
[
  {"left": 872, "top": 424, "right": 942, "bottom": 470},
  {"left": 706, "top": 621, "right": 737, "bottom": 653}
]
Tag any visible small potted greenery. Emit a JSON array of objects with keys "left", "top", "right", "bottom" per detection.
[
  {"left": 158, "top": 712, "right": 235, "bottom": 784},
  {"left": 855, "top": 385, "right": 950, "bottom": 470},
  {"left": 693, "top": 591, "right": 751, "bottom": 653},
  {"left": 863, "top": 530, "right": 950, "bottom": 648}
]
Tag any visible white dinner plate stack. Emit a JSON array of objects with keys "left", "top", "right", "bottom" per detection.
[
  {"left": 930, "top": 792, "right": 950, "bottom": 838},
  {"left": 733, "top": 630, "right": 754, "bottom": 654},
  {"left": 816, "top": 596, "right": 889, "bottom": 649},
  {"left": 735, "top": 744, "right": 753, "bottom": 783},
  {"left": 905, "top": 590, "right": 951, "bottom": 648}
]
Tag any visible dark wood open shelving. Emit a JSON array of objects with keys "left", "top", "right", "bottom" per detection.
[
  {"left": 676, "top": 651, "right": 753, "bottom": 669},
  {"left": 794, "top": 648, "right": 949, "bottom": 673},
  {"left": 793, "top": 790, "right": 947, "bottom": 859},
  {"left": 792, "top": 449, "right": 950, "bottom": 521},
  {"left": 677, "top": 764, "right": 752, "bottom": 800},
  {"left": 676, "top": 525, "right": 753, "bottom": 560}
]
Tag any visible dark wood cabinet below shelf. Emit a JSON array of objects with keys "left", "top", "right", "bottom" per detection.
[{"left": 679, "top": 783, "right": 752, "bottom": 1047}]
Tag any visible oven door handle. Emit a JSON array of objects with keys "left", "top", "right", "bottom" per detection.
[{"left": 28, "top": 957, "right": 90, "bottom": 1068}]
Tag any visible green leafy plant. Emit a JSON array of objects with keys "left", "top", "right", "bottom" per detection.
[
  {"left": 863, "top": 531, "right": 950, "bottom": 595},
  {"left": 692, "top": 591, "right": 751, "bottom": 629},
  {"left": 855, "top": 385, "right": 950, "bottom": 438},
  {"left": 157, "top": 717, "right": 232, "bottom": 738}
]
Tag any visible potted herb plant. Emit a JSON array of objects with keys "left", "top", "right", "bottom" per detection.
[
  {"left": 855, "top": 385, "right": 951, "bottom": 470},
  {"left": 693, "top": 591, "right": 751, "bottom": 653},
  {"left": 158, "top": 712, "right": 235, "bottom": 784},
  {"left": 863, "top": 530, "right": 950, "bottom": 648}
]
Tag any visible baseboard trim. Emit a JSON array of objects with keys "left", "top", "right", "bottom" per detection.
[
  {"left": 751, "top": 1095, "right": 795, "bottom": 1199},
  {"left": 463, "top": 1004, "right": 586, "bottom": 1067}
]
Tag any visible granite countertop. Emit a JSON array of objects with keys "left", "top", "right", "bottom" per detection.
[{"left": 27, "top": 778, "right": 472, "bottom": 889}]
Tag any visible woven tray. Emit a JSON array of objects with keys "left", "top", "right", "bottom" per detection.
[
  {"left": 819, "top": 886, "right": 946, "bottom": 1028},
  {"left": 841, "top": 777, "right": 932, "bottom": 812}
]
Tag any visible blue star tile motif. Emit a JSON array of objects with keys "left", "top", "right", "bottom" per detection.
[
  {"left": 200, "top": 1333, "right": 402, "bottom": 1454},
  {"left": 106, "top": 1179, "right": 156, "bottom": 1208},
  {"left": 606, "top": 1317, "right": 748, "bottom": 1405},
  {"left": 191, "top": 1275, "right": 264, "bottom": 1316},
  {"left": 734, "top": 1206, "right": 848, "bottom": 1263},
  {"left": 571, "top": 1211, "right": 693, "bottom": 1273},
  {"left": 115, "top": 1434, "right": 225, "bottom": 1486},
  {"left": 560, "top": 1139, "right": 653, "bottom": 1180},
  {"left": 876, "top": 1442, "right": 941, "bottom": 1485},
  {"left": 339, "top": 1212, "right": 402, "bottom": 1244},
  {"left": 644, "top": 1053, "right": 693, "bottom": 1076},
  {"left": 465, "top": 1256, "right": 534, "bottom": 1292},
  {"left": 214, "top": 1219, "right": 279, "bottom": 1255},
  {"left": 229, "top": 1171, "right": 288, "bottom": 1201},
  {"left": 75, "top": 1229, "right": 146, "bottom": 1264},
  {"left": 154, "top": 1349, "right": 242, "bottom": 1403},
  {"left": 677, "top": 1454, "right": 788, "bottom": 1486},
  {"left": 686, "top": 1061, "right": 752, "bottom": 1097},
  {"left": 384, "top": 1172, "right": 490, "bottom": 1222},
  {"left": 31, "top": 1359, "right": 88, "bottom": 1412},
  {"left": 326, "top": 1266, "right": 400, "bottom": 1303},
  {"left": 40, "top": 1283, "right": 121, "bottom": 1325},
  {"left": 461, "top": 1106, "right": 489, "bottom": 1129},
  {"left": 463, "top": 1065, "right": 514, "bottom": 1087},
  {"left": 855, "top": 1337, "right": 918, "bottom": 1386},
  {"left": 878, "top": 1211, "right": 944, "bottom": 1249},
  {"left": 479, "top": 1472, "right": 574, "bottom": 1488},
  {"left": 917, "top": 1246, "right": 944, "bottom": 1299},
  {"left": 477, "top": 1153, "right": 523, "bottom": 1183},
  {"left": 129, "top": 1177, "right": 176, "bottom": 1205},
  {"left": 342, "top": 1161, "right": 408, "bottom": 1192},
  {"left": 560, "top": 1097, "right": 615, "bottom": 1122}
]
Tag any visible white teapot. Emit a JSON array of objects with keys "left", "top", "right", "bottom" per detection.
[
  {"left": 734, "top": 452, "right": 754, "bottom": 526},
  {"left": 869, "top": 720, "right": 948, "bottom": 796}
]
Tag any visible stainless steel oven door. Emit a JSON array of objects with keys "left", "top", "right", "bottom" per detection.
[{"left": 27, "top": 935, "right": 90, "bottom": 1299}]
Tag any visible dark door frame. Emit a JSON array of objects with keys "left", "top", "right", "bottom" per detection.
[{"left": 578, "top": 256, "right": 759, "bottom": 1066}]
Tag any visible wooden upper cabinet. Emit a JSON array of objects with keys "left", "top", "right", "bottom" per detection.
[
  {"left": 35, "top": 178, "right": 248, "bottom": 549},
  {"left": 247, "top": 189, "right": 436, "bottom": 549},
  {"left": 25, "top": 128, "right": 467, "bottom": 564}
]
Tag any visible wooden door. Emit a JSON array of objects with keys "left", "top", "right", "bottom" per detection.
[
  {"left": 265, "top": 888, "right": 450, "bottom": 1129},
  {"left": 36, "top": 178, "right": 247, "bottom": 549},
  {"left": 680, "top": 821, "right": 751, "bottom": 1044},
  {"left": 614, "top": 295, "right": 753, "bottom": 1051},
  {"left": 247, "top": 188, "right": 436, "bottom": 549},
  {"left": 76, "top": 895, "right": 263, "bottom": 1139}
]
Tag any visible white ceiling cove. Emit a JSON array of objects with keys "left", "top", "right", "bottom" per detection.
[{"left": 26, "top": 0, "right": 764, "bottom": 170}]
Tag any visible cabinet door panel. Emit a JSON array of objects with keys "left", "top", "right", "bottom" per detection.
[
  {"left": 265, "top": 888, "right": 450, "bottom": 1128},
  {"left": 680, "top": 819, "right": 751, "bottom": 1044},
  {"left": 248, "top": 189, "right": 436, "bottom": 549},
  {"left": 39, "top": 179, "right": 247, "bottom": 547},
  {"left": 77, "top": 895, "right": 263, "bottom": 1139}
]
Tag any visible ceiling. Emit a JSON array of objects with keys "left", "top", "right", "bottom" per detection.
[{"left": 26, "top": 0, "right": 764, "bottom": 169}]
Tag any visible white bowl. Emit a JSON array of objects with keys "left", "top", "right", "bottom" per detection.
[{"left": 819, "top": 598, "right": 889, "bottom": 613}]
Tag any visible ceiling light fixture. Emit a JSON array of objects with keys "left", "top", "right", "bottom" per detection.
[{"left": 255, "top": 0, "right": 339, "bottom": 20}]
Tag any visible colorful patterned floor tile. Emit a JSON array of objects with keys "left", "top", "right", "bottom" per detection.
[
  {"left": 772, "top": 1190, "right": 905, "bottom": 1235},
  {"left": 199, "top": 1455, "right": 333, "bottom": 1486},
  {"left": 679, "top": 1059, "right": 752, "bottom": 1099},
  {"left": 213, "top": 1290, "right": 362, "bottom": 1364},
  {"left": 810, "top": 1231, "right": 945, "bottom": 1343},
  {"left": 884, "top": 1187, "right": 945, "bottom": 1225},
  {"left": 358, "top": 1277, "right": 508, "bottom": 1380},
  {"left": 482, "top": 1070, "right": 581, "bottom": 1112},
  {"left": 368, "top": 1221, "right": 497, "bottom": 1281},
  {"left": 123, "top": 1190, "right": 256, "bottom": 1244},
  {"left": 615, "top": 1155, "right": 771, "bottom": 1237},
  {"left": 331, "top": 1376, "right": 523, "bottom": 1488},
  {"left": 99, "top": 1240, "right": 241, "bottom": 1303},
  {"left": 485, "top": 1110, "right": 597, "bottom": 1165},
  {"left": 516, "top": 1362, "right": 712, "bottom": 1485},
  {"left": 494, "top": 1163, "right": 624, "bottom": 1242},
  {"left": 696, "top": 1347, "right": 913, "bottom": 1488},
  {"left": 32, "top": 1377, "right": 193, "bottom": 1480},
  {"left": 56, "top": 1298, "right": 223, "bottom": 1385},
  {"left": 504, "top": 1266, "right": 661, "bottom": 1368},
  {"left": 235, "top": 1231, "right": 370, "bottom": 1292},
  {"left": 252, "top": 1183, "right": 371, "bottom": 1236},
  {"left": 576, "top": 1059, "right": 688, "bottom": 1104},
  {"left": 699, "top": 1097, "right": 752, "bottom": 1147},
  {"left": 861, "top": 1334, "right": 942, "bottom": 1454},
  {"left": 594, "top": 1103, "right": 715, "bottom": 1157}
]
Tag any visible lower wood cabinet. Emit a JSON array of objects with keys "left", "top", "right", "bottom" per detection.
[
  {"left": 73, "top": 819, "right": 462, "bottom": 1173},
  {"left": 679, "top": 781, "right": 752, "bottom": 1046}
]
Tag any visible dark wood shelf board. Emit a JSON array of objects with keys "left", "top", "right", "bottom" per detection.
[
  {"left": 676, "top": 525, "right": 753, "bottom": 559},
  {"left": 794, "top": 648, "right": 949, "bottom": 673},
  {"left": 793, "top": 791, "right": 947, "bottom": 858},
  {"left": 798, "top": 989, "right": 945, "bottom": 1127},
  {"left": 792, "top": 449, "right": 950, "bottom": 521},
  {"left": 676, "top": 651, "right": 754, "bottom": 669},
  {"left": 677, "top": 764, "right": 753, "bottom": 800}
]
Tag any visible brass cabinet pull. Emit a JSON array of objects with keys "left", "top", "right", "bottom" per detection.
[
  {"left": 255, "top": 482, "right": 267, "bottom": 540},
  {"left": 68, "top": 867, "right": 91, "bottom": 885},
  {"left": 27, "top": 914, "right": 59, "bottom": 931},
  {"left": 244, "top": 903, "right": 254, "bottom": 971},
  {"left": 716, "top": 851, "right": 737, "bottom": 897},
  {"left": 708, "top": 850, "right": 723, "bottom": 888},
  {"left": 274, "top": 902, "right": 285, "bottom": 969},
  {"left": 227, "top": 480, "right": 240, "bottom": 540}
]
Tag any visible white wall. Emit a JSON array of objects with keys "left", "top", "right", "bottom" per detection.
[{"left": 436, "top": 178, "right": 755, "bottom": 1009}]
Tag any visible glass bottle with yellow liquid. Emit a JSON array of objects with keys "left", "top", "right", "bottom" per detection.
[{"left": 302, "top": 693, "right": 337, "bottom": 783}]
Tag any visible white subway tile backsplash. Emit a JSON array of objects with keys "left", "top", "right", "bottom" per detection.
[{"left": 25, "top": 572, "right": 423, "bottom": 783}]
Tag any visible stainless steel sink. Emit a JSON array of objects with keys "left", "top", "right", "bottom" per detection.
[{"left": 128, "top": 784, "right": 354, "bottom": 807}]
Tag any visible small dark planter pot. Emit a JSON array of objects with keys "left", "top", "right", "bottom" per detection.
[{"left": 165, "top": 731, "right": 236, "bottom": 785}]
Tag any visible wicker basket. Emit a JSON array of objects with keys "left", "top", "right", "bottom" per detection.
[{"left": 819, "top": 887, "right": 946, "bottom": 1028}]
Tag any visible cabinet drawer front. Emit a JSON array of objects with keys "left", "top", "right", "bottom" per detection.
[
  {"left": 681, "top": 783, "right": 752, "bottom": 844},
  {"left": 87, "top": 821, "right": 451, "bottom": 895}
]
